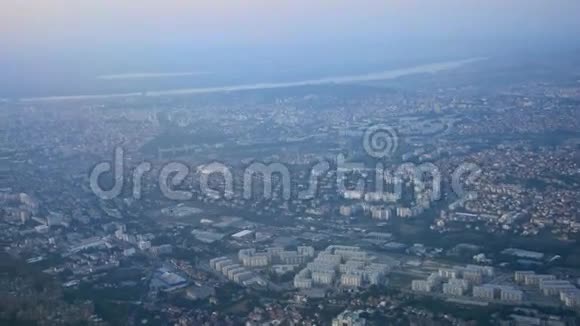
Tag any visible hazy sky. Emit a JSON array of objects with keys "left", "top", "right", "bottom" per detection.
[
  {"left": 3, "top": 0, "right": 579, "bottom": 50},
  {"left": 1, "top": 0, "right": 580, "bottom": 82}
]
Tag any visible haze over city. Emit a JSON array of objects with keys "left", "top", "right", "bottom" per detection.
[{"left": 1, "top": 1, "right": 580, "bottom": 325}]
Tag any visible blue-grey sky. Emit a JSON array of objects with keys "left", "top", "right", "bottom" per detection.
[
  {"left": 1, "top": 0, "right": 580, "bottom": 89},
  {"left": 3, "top": 0, "right": 580, "bottom": 50}
]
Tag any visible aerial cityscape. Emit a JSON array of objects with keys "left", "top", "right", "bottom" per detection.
[{"left": 1, "top": 1, "right": 580, "bottom": 325}]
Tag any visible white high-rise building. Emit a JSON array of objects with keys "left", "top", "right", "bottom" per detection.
[
  {"left": 312, "top": 271, "right": 335, "bottom": 285},
  {"left": 297, "top": 246, "right": 315, "bottom": 257},
  {"left": 242, "top": 254, "right": 270, "bottom": 267},
  {"left": 473, "top": 285, "right": 496, "bottom": 300},
  {"left": 341, "top": 274, "right": 363, "bottom": 287},
  {"left": 412, "top": 280, "right": 433, "bottom": 292},
  {"left": 501, "top": 288, "right": 523, "bottom": 302}
]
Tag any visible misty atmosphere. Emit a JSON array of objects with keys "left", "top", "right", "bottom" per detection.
[{"left": 1, "top": 1, "right": 580, "bottom": 325}]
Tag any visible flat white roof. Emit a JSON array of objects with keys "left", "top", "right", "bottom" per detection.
[{"left": 232, "top": 230, "right": 254, "bottom": 238}]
